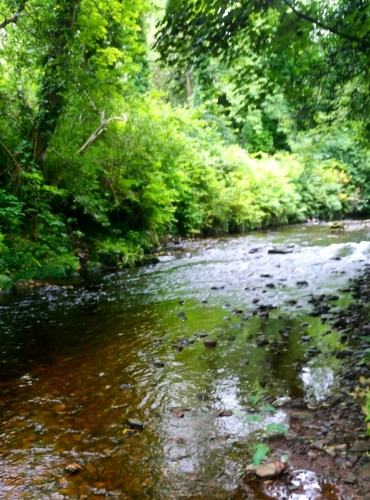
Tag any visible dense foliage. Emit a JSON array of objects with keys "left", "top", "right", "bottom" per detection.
[{"left": 0, "top": 0, "right": 369, "bottom": 286}]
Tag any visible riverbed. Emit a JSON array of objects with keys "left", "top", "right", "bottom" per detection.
[{"left": 1, "top": 221, "right": 370, "bottom": 500}]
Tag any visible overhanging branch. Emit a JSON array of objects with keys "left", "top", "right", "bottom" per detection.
[
  {"left": 0, "top": 0, "right": 27, "bottom": 29},
  {"left": 282, "top": 0, "right": 370, "bottom": 49}
]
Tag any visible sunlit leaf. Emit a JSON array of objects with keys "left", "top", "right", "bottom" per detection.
[{"left": 252, "top": 444, "right": 270, "bottom": 466}]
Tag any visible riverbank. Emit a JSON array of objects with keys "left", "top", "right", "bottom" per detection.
[{"left": 243, "top": 266, "right": 370, "bottom": 499}]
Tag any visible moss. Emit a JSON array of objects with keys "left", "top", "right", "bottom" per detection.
[{"left": 0, "top": 275, "right": 13, "bottom": 291}]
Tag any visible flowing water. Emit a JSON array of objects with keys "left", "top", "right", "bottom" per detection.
[{"left": 1, "top": 222, "right": 370, "bottom": 500}]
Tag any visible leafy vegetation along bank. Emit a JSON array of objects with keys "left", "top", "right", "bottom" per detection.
[{"left": 0, "top": 0, "right": 370, "bottom": 287}]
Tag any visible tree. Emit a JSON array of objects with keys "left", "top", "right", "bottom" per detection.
[
  {"left": 0, "top": 0, "right": 148, "bottom": 169},
  {"left": 155, "top": 0, "right": 370, "bottom": 137}
]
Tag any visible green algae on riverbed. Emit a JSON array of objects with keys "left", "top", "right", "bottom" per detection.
[{"left": 1, "top": 222, "right": 370, "bottom": 499}]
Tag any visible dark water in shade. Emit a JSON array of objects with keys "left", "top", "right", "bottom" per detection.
[{"left": 0, "top": 222, "right": 370, "bottom": 499}]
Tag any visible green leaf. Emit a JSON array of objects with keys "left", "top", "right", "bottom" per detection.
[
  {"left": 265, "top": 423, "right": 288, "bottom": 434},
  {"left": 252, "top": 444, "right": 270, "bottom": 466},
  {"left": 249, "top": 395, "right": 260, "bottom": 404},
  {"left": 281, "top": 454, "right": 289, "bottom": 463},
  {"left": 236, "top": 471, "right": 245, "bottom": 477}
]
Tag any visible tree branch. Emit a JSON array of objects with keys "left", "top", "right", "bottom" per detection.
[
  {"left": 77, "top": 112, "right": 127, "bottom": 154},
  {"left": 0, "top": 139, "right": 22, "bottom": 173},
  {"left": 0, "top": 0, "right": 27, "bottom": 29},
  {"left": 282, "top": 0, "right": 370, "bottom": 49}
]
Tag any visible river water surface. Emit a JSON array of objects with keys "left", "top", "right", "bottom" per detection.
[{"left": 1, "top": 222, "right": 370, "bottom": 500}]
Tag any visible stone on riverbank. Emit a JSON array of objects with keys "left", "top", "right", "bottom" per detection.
[
  {"left": 246, "top": 461, "right": 287, "bottom": 479},
  {"left": 291, "top": 411, "right": 312, "bottom": 421}
]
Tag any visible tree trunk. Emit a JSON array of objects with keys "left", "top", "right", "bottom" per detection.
[{"left": 32, "top": 0, "right": 79, "bottom": 165}]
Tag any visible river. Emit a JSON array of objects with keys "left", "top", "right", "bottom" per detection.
[{"left": 0, "top": 222, "right": 370, "bottom": 500}]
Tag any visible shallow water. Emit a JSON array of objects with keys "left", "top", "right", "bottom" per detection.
[{"left": 1, "top": 222, "right": 370, "bottom": 499}]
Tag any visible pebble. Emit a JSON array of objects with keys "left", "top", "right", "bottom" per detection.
[
  {"left": 324, "top": 447, "right": 336, "bottom": 458},
  {"left": 310, "top": 440, "right": 325, "bottom": 451},
  {"left": 344, "top": 473, "right": 357, "bottom": 484},
  {"left": 350, "top": 440, "right": 370, "bottom": 452},
  {"left": 204, "top": 339, "right": 217, "bottom": 347},
  {"left": 291, "top": 411, "right": 312, "bottom": 421}
]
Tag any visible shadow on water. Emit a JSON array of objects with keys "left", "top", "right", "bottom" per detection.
[{"left": 0, "top": 221, "right": 370, "bottom": 499}]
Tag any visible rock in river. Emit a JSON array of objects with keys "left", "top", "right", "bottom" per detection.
[
  {"left": 217, "top": 409, "right": 233, "bottom": 417},
  {"left": 296, "top": 281, "right": 309, "bottom": 287},
  {"left": 239, "top": 359, "right": 249, "bottom": 366},
  {"left": 171, "top": 409, "right": 185, "bottom": 418},
  {"left": 256, "top": 336, "right": 269, "bottom": 347},
  {"left": 126, "top": 418, "right": 145, "bottom": 430},
  {"left": 204, "top": 338, "right": 217, "bottom": 348},
  {"left": 268, "top": 247, "right": 294, "bottom": 255},
  {"left": 64, "top": 463, "right": 83, "bottom": 475},
  {"left": 119, "top": 384, "right": 133, "bottom": 391},
  {"left": 151, "top": 361, "right": 165, "bottom": 368}
]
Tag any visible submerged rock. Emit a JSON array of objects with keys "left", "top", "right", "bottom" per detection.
[
  {"left": 239, "top": 359, "right": 249, "bottom": 366},
  {"left": 119, "top": 384, "right": 133, "bottom": 391},
  {"left": 204, "top": 338, "right": 217, "bottom": 348},
  {"left": 217, "top": 409, "right": 233, "bottom": 417},
  {"left": 150, "top": 361, "right": 165, "bottom": 368},
  {"left": 64, "top": 463, "right": 83, "bottom": 475},
  {"left": 256, "top": 337, "right": 269, "bottom": 347}
]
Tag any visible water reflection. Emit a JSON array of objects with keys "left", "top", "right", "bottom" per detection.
[{"left": 300, "top": 366, "right": 336, "bottom": 403}]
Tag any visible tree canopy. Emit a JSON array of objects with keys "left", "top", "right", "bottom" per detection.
[{"left": 155, "top": 0, "right": 370, "bottom": 135}]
